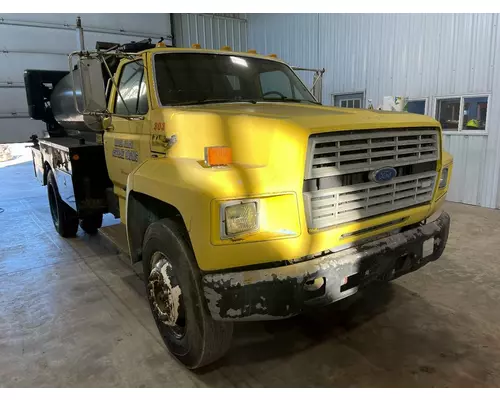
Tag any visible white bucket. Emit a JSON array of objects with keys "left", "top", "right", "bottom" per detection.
[{"left": 382, "top": 96, "right": 406, "bottom": 112}]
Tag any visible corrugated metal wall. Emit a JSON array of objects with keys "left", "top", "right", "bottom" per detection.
[
  {"left": 173, "top": 14, "right": 247, "bottom": 52},
  {"left": 245, "top": 14, "right": 320, "bottom": 87},
  {"left": 248, "top": 13, "right": 500, "bottom": 209}
]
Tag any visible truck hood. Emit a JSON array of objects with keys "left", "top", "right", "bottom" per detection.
[
  {"left": 160, "top": 101, "right": 441, "bottom": 175},
  {"left": 175, "top": 102, "right": 440, "bottom": 133}
]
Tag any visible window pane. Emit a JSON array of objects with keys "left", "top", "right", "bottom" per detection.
[
  {"left": 292, "top": 84, "right": 307, "bottom": 100},
  {"left": 406, "top": 100, "right": 426, "bottom": 115},
  {"left": 154, "top": 53, "right": 316, "bottom": 105},
  {"left": 225, "top": 75, "right": 240, "bottom": 90},
  {"left": 463, "top": 96, "right": 488, "bottom": 130},
  {"left": 436, "top": 98, "right": 460, "bottom": 131},
  {"left": 260, "top": 70, "right": 292, "bottom": 98},
  {"left": 137, "top": 71, "right": 148, "bottom": 115},
  {"left": 115, "top": 61, "right": 145, "bottom": 115},
  {"left": 335, "top": 93, "right": 364, "bottom": 108}
]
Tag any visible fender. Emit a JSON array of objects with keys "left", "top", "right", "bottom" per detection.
[
  {"left": 124, "top": 154, "right": 303, "bottom": 269},
  {"left": 125, "top": 156, "right": 227, "bottom": 265}
]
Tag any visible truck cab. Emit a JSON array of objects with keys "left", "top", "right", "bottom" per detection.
[{"left": 25, "top": 43, "right": 453, "bottom": 369}]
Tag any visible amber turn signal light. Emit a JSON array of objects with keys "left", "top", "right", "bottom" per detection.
[{"left": 205, "top": 146, "right": 232, "bottom": 166}]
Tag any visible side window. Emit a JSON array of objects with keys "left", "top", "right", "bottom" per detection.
[
  {"left": 436, "top": 98, "right": 460, "bottom": 131},
  {"left": 333, "top": 92, "right": 364, "bottom": 108},
  {"left": 340, "top": 99, "right": 361, "bottom": 108},
  {"left": 260, "top": 70, "right": 293, "bottom": 98},
  {"left": 137, "top": 71, "right": 148, "bottom": 114},
  {"left": 463, "top": 96, "right": 488, "bottom": 130},
  {"left": 406, "top": 100, "right": 426, "bottom": 115},
  {"left": 435, "top": 96, "right": 488, "bottom": 132},
  {"left": 115, "top": 60, "right": 148, "bottom": 115}
]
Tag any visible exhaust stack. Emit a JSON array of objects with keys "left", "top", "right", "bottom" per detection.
[{"left": 76, "top": 16, "right": 85, "bottom": 51}]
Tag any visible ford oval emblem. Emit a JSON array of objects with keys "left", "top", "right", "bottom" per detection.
[{"left": 369, "top": 167, "right": 397, "bottom": 183}]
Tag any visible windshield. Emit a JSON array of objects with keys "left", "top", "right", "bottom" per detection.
[{"left": 154, "top": 52, "right": 318, "bottom": 106}]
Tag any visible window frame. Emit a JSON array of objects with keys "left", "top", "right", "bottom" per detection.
[
  {"left": 331, "top": 91, "right": 365, "bottom": 108},
  {"left": 433, "top": 94, "right": 490, "bottom": 136},
  {"left": 112, "top": 58, "right": 150, "bottom": 116},
  {"left": 405, "top": 97, "right": 428, "bottom": 116}
]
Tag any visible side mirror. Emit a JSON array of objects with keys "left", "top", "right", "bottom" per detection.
[
  {"left": 78, "top": 58, "right": 107, "bottom": 114},
  {"left": 67, "top": 53, "right": 108, "bottom": 131}
]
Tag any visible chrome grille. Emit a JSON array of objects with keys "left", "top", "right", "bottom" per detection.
[
  {"left": 304, "top": 171, "right": 437, "bottom": 229},
  {"left": 305, "top": 129, "right": 439, "bottom": 179}
]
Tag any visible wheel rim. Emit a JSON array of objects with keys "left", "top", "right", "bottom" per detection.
[
  {"left": 48, "top": 184, "right": 59, "bottom": 227},
  {"left": 148, "top": 251, "right": 186, "bottom": 339}
]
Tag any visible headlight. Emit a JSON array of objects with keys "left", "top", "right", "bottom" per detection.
[
  {"left": 439, "top": 167, "right": 449, "bottom": 189},
  {"left": 221, "top": 200, "right": 259, "bottom": 238}
]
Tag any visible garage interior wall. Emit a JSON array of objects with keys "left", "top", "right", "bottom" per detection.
[
  {"left": 0, "top": 13, "right": 172, "bottom": 144},
  {"left": 172, "top": 14, "right": 247, "bottom": 51},
  {"left": 4, "top": 13, "right": 500, "bottom": 209},
  {"left": 247, "top": 13, "right": 500, "bottom": 209}
]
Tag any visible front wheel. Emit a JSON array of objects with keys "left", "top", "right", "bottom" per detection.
[{"left": 142, "top": 218, "right": 233, "bottom": 369}]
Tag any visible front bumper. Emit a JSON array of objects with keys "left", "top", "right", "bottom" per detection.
[{"left": 202, "top": 211, "right": 451, "bottom": 321}]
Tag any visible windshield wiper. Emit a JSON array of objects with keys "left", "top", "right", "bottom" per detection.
[
  {"left": 172, "top": 97, "right": 320, "bottom": 106},
  {"left": 173, "top": 98, "right": 257, "bottom": 106},
  {"left": 261, "top": 97, "right": 320, "bottom": 105}
]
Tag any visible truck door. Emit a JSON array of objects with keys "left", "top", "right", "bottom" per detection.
[{"left": 103, "top": 59, "right": 150, "bottom": 199}]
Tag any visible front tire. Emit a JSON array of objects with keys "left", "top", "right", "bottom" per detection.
[
  {"left": 47, "top": 170, "right": 78, "bottom": 238},
  {"left": 142, "top": 218, "right": 233, "bottom": 369}
]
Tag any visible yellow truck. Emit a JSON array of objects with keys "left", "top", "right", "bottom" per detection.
[{"left": 24, "top": 37, "right": 452, "bottom": 369}]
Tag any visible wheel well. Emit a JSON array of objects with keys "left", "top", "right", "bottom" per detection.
[{"left": 127, "top": 191, "right": 188, "bottom": 263}]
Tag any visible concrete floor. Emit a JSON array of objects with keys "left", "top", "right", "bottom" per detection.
[{"left": 1, "top": 161, "right": 500, "bottom": 387}]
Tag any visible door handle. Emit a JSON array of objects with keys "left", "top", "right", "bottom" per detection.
[{"left": 106, "top": 125, "right": 114, "bottom": 132}]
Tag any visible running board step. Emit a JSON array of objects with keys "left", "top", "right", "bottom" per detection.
[{"left": 98, "top": 223, "right": 129, "bottom": 256}]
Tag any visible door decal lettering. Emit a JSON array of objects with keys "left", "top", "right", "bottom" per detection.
[{"left": 112, "top": 139, "right": 138, "bottom": 162}]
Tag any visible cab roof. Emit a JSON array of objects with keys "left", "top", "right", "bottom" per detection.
[{"left": 139, "top": 46, "right": 287, "bottom": 64}]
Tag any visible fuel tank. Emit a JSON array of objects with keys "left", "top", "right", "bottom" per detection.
[{"left": 51, "top": 68, "right": 104, "bottom": 132}]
